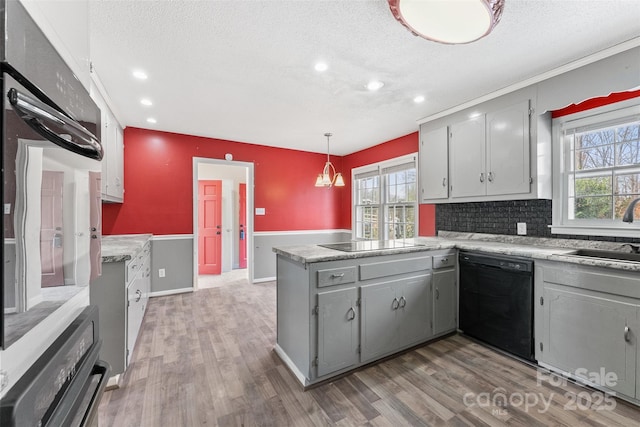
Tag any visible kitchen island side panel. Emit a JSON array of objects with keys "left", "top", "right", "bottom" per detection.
[{"left": 276, "top": 255, "right": 311, "bottom": 379}]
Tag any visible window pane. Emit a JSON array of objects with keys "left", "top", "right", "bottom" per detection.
[
  {"left": 616, "top": 140, "right": 640, "bottom": 166},
  {"left": 574, "top": 196, "right": 613, "bottom": 219},
  {"left": 575, "top": 146, "right": 613, "bottom": 170},
  {"left": 615, "top": 173, "right": 640, "bottom": 196},
  {"left": 617, "top": 124, "right": 639, "bottom": 142},
  {"left": 574, "top": 176, "right": 612, "bottom": 197},
  {"left": 576, "top": 129, "right": 615, "bottom": 149}
]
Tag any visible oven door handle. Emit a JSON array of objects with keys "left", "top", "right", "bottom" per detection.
[{"left": 8, "top": 88, "right": 103, "bottom": 160}]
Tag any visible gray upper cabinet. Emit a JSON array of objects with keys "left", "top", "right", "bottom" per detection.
[
  {"left": 419, "top": 125, "right": 449, "bottom": 201},
  {"left": 450, "top": 116, "right": 486, "bottom": 198},
  {"left": 418, "top": 88, "right": 550, "bottom": 203},
  {"left": 486, "top": 100, "right": 531, "bottom": 196},
  {"left": 317, "top": 287, "right": 359, "bottom": 377}
]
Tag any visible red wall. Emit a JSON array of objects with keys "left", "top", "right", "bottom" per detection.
[
  {"left": 102, "top": 128, "right": 343, "bottom": 235},
  {"left": 552, "top": 89, "right": 640, "bottom": 118},
  {"left": 340, "top": 132, "right": 436, "bottom": 236},
  {"left": 103, "top": 128, "right": 437, "bottom": 237}
]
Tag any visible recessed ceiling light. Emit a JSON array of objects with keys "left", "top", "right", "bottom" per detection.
[
  {"left": 366, "top": 80, "right": 384, "bottom": 91},
  {"left": 314, "top": 62, "right": 328, "bottom": 72},
  {"left": 140, "top": 98, "right": 153, "bottom": 106},
  {"left": 133, "top": 70, "right": 148, "bottom": 80},
  {"left": 413, "top": 95, "right": 425, "bottom": 103},
  {"left": 146, "top": 117, "right": 157, "bottom": 124}
]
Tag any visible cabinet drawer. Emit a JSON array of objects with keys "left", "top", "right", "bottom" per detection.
[
  {"left": 360, "top": 256, "right": 432, "bottom": 281},
  {"left": 433, "top": 254, "right": 455, "bottom": 269},
  {"left": 317, "top": 267, "right": 357, "bottom": 288}
]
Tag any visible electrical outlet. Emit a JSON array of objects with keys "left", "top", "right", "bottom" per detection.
[
  {"left": 517, "top": 222, "right": 527, "bottom": 235},
  {"left": 158, "top": 268, "right": 166, "bottom": 278}
]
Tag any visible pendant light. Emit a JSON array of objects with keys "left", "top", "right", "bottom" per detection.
[
  {"left": 388, "top": 0, "right": 505, "bottom": 44},
  {"left": 314, "top": 133, "right": 345, "bottom": 187}
]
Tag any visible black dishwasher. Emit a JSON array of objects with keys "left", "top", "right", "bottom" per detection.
[{"left": 458, "top": 251, "right": 535, "bottom": 362}]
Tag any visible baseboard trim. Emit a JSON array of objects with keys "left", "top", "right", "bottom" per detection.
[
  {"left": 253, "top": 276, "right": 276, "bottom": 284},
  {"left": 150, "top": 287, "right": 193, "bottom": 297},
  {"left": 274, "top": 344, "right": 308, "bottom": 387},
  {"left": 105, "top": 374, "right": 121, "bottom": 391}
]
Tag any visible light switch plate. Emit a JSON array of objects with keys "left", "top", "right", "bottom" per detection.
[
  {"left": 517, "top": 222, "right": 527, "bottom": 235},
  {"left": 3, "top": 203, "right": 10, "bottom": 214},
  {"left": 255, "top": 207, "right": 266, "bottom": 215}
]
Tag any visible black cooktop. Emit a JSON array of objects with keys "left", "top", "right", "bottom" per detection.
[{"left": 319, "top": 241, "right": 421, "bottom": 252}]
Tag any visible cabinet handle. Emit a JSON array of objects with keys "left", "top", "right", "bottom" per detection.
[
  {"left": 435, "top": 288, "right": 440, "bottom": 300},
  {"left": 488, "top": 171, "right": 494, "bottom": 182},
  {"left": 331, "top": 273, "right": 345, "bottom": 278},
  {"left": 442, "top": 178, "right": 446, "bottom": 187},
  {"left": 479, "top": 173, "right": 485, "bottom": 183},
  {"left": 347, "top": 307, "right": 356, "bottom": 321},
  {"left": 399, "top": 296, "right": 406, "bottom": 308},
  {"left": 392, "top": 297, "right": 399, "bottom": 310},
  {"left": 624, "top": 326, "right": 631, "bottom": 343},
  {"left": 135, "top": 290, "right": 142, "bottom": 302}
]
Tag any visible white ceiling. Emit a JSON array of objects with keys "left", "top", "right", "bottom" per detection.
[{"left": 88, "top": 0, "right": 640, "bottom": 156}]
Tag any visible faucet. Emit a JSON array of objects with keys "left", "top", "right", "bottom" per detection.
[{"left": 622, "top": 197, "right": 640, "bottom": 223}]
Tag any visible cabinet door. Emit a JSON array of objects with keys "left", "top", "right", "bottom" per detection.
[
  {"left": 398, "top": 274, "right": 431, "bottom": 347},
  {"left": 361, "top": 281, "right": 399, "bottom": 363},
  {"left": 450, "top": 116, "right": 486, "bottom": 198},
  {"left": 112, "top": 124, "right": 124, "bottom": 200},
  {"left": 486, "top": 100, "right": 530, "bottom": 196},
  {"left": 126, "top": 272, "right": 145, "bottom": 366},
  {"left": 419, "top": 125, "right": 449, "bottom": 201},
  {"left": 542, "top": 285, "right": 638, "bottom": 397},
  {"left": 433, "top": 269, "right": 457, "bottom": 335},
  {"left": 317, "top": 287, "right": 359, "bottom": 377}
]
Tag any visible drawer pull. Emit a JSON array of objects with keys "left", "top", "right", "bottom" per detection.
[
  {"left": 624, "top": 326, "right": 631, "bottom": 343},
  {"left": 399, "top": 296, "right": 406, "bottom": 308},
  {"left": 135, "top": 290, "right": 142, "bottom": 302},
  {"left": 331, "top": 273, "right": 345, "bottom": 279},
  {"left": 392, "top": 297, "right": 400, "bottom": 310},
  {"left": 346, "top": 307, "right": 356, "bottom": 321},
  {"left": 435, "top": 288, "right": 440, "bottom": 300}
]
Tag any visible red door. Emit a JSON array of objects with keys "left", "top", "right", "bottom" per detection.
[
  {"left": 89, "top": 171, "right": 102, "bottom": 280},
  {"left": 239, "top": 183, "right": 247, "bottom": 269},
  {"left": 41, "top": 170, "right": 64, "bottom": 287},
  {"left": 198, "top": 180, "right": 222, "bottom": 275}
]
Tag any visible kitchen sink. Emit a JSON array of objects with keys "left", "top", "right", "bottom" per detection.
[{"left": 566, "top": 248, "right": 640, "bottom": 262}]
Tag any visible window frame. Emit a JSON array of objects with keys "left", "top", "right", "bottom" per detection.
[
  {"left": 352, "top": 153, "right": 419, "bottom": 241},
  {"left": 551, "top": 98, "right": 640, "bottom": 238}
]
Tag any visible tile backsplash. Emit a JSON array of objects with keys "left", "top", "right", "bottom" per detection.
[{"left": 435, "top": 199, "right": 640, "bottom": 244}]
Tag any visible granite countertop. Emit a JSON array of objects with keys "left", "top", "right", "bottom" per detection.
[
  {"left": 101, "top": 234, "right": 152, "bottom": 263},
  {"left": 273, "top": 232, "right": 640, "bottom": 272}
]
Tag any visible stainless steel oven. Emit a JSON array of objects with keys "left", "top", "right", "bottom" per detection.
[{"left": 0, "top": 0, "right": 107, "bottom": 415}]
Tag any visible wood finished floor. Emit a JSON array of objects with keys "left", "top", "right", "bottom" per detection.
[{"left": 98, "top": 279, "right": 640, "bottom": 427}]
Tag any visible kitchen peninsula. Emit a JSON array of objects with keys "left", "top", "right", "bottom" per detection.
[
  {"left": 273, "top": 240, "right": 457, "bottom": 387},
  {"left": 274, "top": 233, "right": 640, "bottom": 399}
]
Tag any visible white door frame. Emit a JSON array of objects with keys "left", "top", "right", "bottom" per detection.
[{"left": 192, "top": 157, "right": 255, "bottom": 286}]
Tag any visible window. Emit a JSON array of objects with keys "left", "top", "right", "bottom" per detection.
[
  {"left": 552, "top": 100, "right": 640, "bottom": 237},
  {"left": 353, "top": 154, "right": 418, "bottom": 240}
]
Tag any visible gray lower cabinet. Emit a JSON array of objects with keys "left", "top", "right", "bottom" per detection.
[
  {"left": 276, "top": 249, "right": 457, "bottom": 387},
  {"left": 361, "top": 274, "right": 431, "bottom": 363},
  {"left": 433, "top": 268, "right": 457, "bottom": 335},
  {"left": 317, "top": 287, "right": 359, "bottom": 377},
  {"left": 536, "top": 261, "right": 640, "bottom": 402},
  {"left": 91, "top": 241, "right": 151, "bottom": 381}
]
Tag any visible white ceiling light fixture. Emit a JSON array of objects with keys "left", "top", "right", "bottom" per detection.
[
  {"left": 140, "top": 98, "right": 153, "bottom": 106},
  {"left": 388, "top": 0, "right": 505, "bottom": 44},
  {"left": 366, "top": 80, "right": 385, "bottom": 91},
  {"left": 132, "top": 69, "right": 148, "bottom": 80},
  {"left": 146, "top": 117, "right": 157, "bottom": 124},
  {"left": 315, "top": 133, "right": 345, "bottom": 187},
  {"left": 314, "top": 62, "right": 328, "bottom": 72},
  {"left": 413, "top": 95, "right": 425, "bottom": 103}
]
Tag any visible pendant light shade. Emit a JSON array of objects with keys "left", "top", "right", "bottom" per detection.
[
  {"left": 388, "top": 0, "right": 505, "bottom": 44},
  {"left": 315, "top": 133, "right": 345, "bottom": 188}
]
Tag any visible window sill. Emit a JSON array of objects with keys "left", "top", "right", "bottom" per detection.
[{"left": 550, "top": 225, "right": 640, "bottom": 238}]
